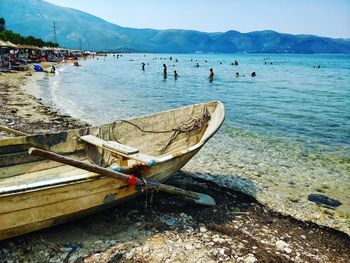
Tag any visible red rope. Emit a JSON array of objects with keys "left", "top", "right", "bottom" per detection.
[{"left": 127, "top": 175, "right": 138, "bottom": 185}]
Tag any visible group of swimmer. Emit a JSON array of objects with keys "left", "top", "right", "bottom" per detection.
[
  {"left": 235, "top": 71, "right": 256, "bottom": 78},
  {"left": 208, "top": 68, "right": 256, "bottom": 82},
  {"left": 142, "top": 60, "right": 257, "bottom": 81},
  {"left": 89, "top": 54, "right": 259, "bottom": 81},
  {"left": 162, "top": 63, "right": 178, "bottom": 79}
]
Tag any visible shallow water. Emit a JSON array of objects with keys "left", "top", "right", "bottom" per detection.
[{"left": 37, "top": 53, "right": 350, "bottom": 233}]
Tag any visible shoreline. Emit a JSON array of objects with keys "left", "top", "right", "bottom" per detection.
[
  {"left": 0, "top": 62, "right": 88, "bottom": 137},
  {"left": 0, "top": 65, "right": 349, "bottom": 262}
]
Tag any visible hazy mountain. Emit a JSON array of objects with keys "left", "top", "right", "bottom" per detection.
[{"left": 1, "top": 0, "right": 350, "bottom": 53}]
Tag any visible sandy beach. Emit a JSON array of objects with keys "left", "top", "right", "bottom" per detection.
[
  {"left": 0, "top": 67, "right": 349, "bottom": 262},
  {"left": 0, "top": 62, "right": 88, "bottom": 137}
]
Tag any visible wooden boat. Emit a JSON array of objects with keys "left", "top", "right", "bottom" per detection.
[{"left": 0, "top": 101, "right": 224, "bottom": 240}]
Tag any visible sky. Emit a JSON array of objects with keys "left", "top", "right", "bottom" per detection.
[{"left": 45, "top": 0, "right": 350, "bottom": 38}]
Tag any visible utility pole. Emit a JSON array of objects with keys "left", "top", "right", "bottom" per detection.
[{"left": 53, "top": 21, "right": 57, "bottom": 44}]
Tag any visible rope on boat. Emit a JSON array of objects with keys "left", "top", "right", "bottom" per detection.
[
  {"left": 115, "top": 106, "right": 211, "bottom": 152},
  {"left": 160, "top": 107, "right": 211, "bottom": 151}
]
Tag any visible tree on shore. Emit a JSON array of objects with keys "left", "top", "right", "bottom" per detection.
[
  {"left": 0, "top": 18, "right": 58, "bottom": 47},
  {"left": 0, "top": 18, "right": 5, "bottom": 31}
]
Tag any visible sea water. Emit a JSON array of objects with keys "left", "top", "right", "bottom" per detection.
[{"left": 36, "top": 53, "right": 350, "bottom": 232}]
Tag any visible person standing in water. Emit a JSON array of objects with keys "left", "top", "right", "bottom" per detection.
[
  {"left": 163, "top": 64, "right": 167, "bottom": 78},
  {"left": 209, "top": 68, "right": 214, "bottom": 82},
  {"left": 174, "top": 70, "right": 178, "bottom": 79},
  {"left": 141, "top": 62, "right": 145, "bottom": 71}
]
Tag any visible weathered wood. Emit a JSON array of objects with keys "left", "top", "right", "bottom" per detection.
[
  {"left": 0, "top": 177, "right": 125, "bottom": 213},
  {"left": 0, "top": 144, "right": 29, "bottom": 154},
  {"left": 0, "top": 125, "right": 28, "bottom": 136},
  {"left": 0, "top": 152, "right": 86, "bottom": 179},
  {"left": 28, "top": 148, "right": 131, "bottom": 183},
  {"left": 0, "top": 163, "right": 83, "bottom": 190},
  {"left": 0, "top": 184, "right": 136, "bottom": 231},
  {"left": 0, "top": 136, "right": 27, "bottom": 147},
  {"left": 0, "top": 151, "right": 43, "bottom": 168},
  {"left": 103, "top": 141, "right": 139, "bottom": 155},
  {"left": 0, "top": 159, "right": 62, "bottom": 179},
  {"left": 80, "top": 135, "right": 139, "bottom": 155},
  {"left": 79, "top": 135, "right": 156, "bottom": 164},
  {"left": 0, "top": 186, "right": 136, "bottom": 240}
]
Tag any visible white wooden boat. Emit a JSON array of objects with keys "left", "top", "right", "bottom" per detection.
[{"left": 0, "top": 101, "right": 224, "bottom": 240}]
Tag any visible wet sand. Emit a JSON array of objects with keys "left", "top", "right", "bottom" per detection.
[{"left": 0, "top": 67, "right": 349, "bottom": 262}]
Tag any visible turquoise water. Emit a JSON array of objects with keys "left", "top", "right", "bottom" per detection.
[
  {"left": 39, "top": 53, "right": 350, "bottom": 154},
  {"left": 37, "top": 53, "right": 350, "bottom": 231}
]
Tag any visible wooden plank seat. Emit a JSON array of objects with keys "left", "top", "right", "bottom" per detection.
[{"left": 79, "top": 135, "right": 158, "bottom": 166}]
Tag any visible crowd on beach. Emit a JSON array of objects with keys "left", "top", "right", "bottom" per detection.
[{"left": 0, "top": 40, "right": 89, "bottom": 73}]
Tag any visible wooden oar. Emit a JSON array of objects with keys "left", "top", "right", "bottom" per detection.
[{"left": 28, "top": 147, "right": 216, "bottom": 206}]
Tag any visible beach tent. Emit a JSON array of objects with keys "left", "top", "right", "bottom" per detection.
[
  {"left": 0, "top": 40, "right": 10, "bottom": 47},
  {"left": 5, "top": 41, "right": 18, "bottom": 48},
  {"left": 69, "top": 49, "right": 83, "bottom": 57},
  {"left": 18, "top": 44, "right": 40, "bottom": 50},
  {"left": 42, "top": 46, "right": 55, "bottom": 51},
  {"left": 0, "top": 40, "right": 9, "bottom": 59}
]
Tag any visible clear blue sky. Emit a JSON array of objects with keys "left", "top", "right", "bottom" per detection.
[{"left": 46, "top": 0, "right": 350, "bottom": 38}]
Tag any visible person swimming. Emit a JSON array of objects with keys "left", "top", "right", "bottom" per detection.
[
  {"left": 209, "top": 68, "right": 214, "bottom": 82},
  {"left": 251, "top": 72, "right": 256, "bottom": 77},
  {"left": 194, "top": 62, "right": 200, "bottom": 67},
  {"left": 235, "top": 72, "right": 239, "bottom": 77}
]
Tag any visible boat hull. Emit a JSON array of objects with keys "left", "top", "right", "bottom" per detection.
[{"left": 0, "top": 148, "right": 200, "bottom": 240}]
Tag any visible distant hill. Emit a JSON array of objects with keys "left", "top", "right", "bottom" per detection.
[{"left": 1, "top": 0, "right": 350, "bottom": 53}]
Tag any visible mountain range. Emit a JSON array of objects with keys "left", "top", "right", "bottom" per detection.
[{"left": 1, "top": 0, "right": 350, "bottom": 53}]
